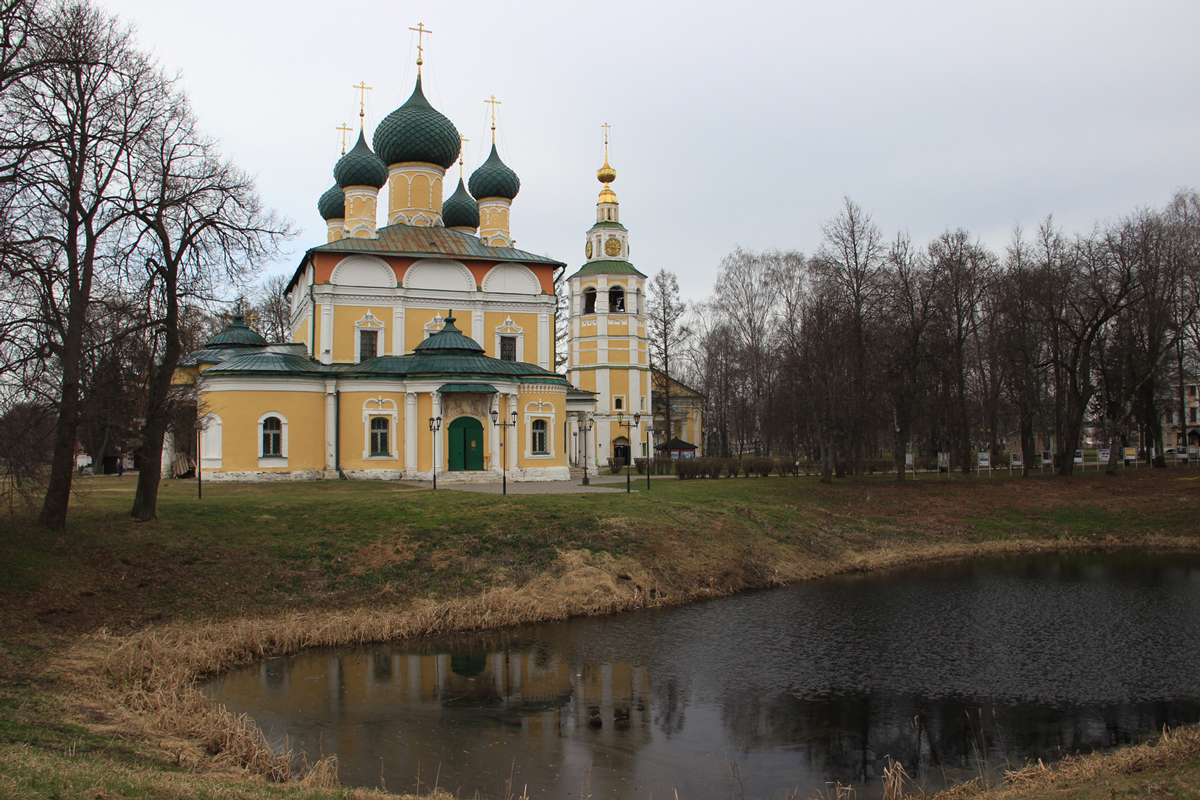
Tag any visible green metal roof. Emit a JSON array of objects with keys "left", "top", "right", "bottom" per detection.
[
  {"left": 310, "top": 224, "right": 561, "bottom": 262},
  {"left": 373, "top": 76, "right": 460, "bottom": 169},
  {"left": 569, "top": 259, "right": 646, "bottom": 279},
  {"left": 439, "top": 382, "right": 498, "bottom": 393},
  {"left": 334, "top": 129, "right": 387, "bottom": 189},
  {"left": 468, "top": 142, "right": 520, "bottom": 201},
  {"left": 205, "top": 352, "right": 328, "bottom": 377},
  {"left": 589, "top": 221, "right": 626, "bottom": 229},
  {"left": 287, "top": 223, "right": 564, "bottom": 294}
]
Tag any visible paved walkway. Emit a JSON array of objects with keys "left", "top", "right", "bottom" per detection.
[{"left": 399, "top": 473, "right": 675, "bottom": 494}]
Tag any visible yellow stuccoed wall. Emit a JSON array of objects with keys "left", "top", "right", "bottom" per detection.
[
  {"left": 202, "top": 389, "right": 325, "bottom": 473},
  {"left": 337, "top": 390, "right": 407, "bottom": 471},
  {"left": 482, "top": 311, "right": 539, "bottom": 359},
  {"left": 389, "top": 168, "right": 444, "bottom": 220},
  {"left": 515, "top": 390, "right": 565, "bottom": 469},
  {"left": 332, "top": 306, "right": 387, "bottom": 362}
]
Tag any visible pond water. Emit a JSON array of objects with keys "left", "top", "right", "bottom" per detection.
[{"left": 204, "top": 553, "right": 1200, "bottom": 799}]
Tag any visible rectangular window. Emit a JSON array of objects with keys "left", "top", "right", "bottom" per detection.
[
  {"left": 1191, "top": 407, "right": 1198, "bottom": 424},
  {"left": 614, "top": 396, "right": 624, "bottom": 410},
  {"left": 532, "top": 419, "right": 548, "bottom": 455},
  {"left": 500, "top": 335, "right": 516, "bottom": 361},
  {"left": 370, "top": 417, "right": 389, "bottom": 456},
  {"left": 1191, "top": 385, "right": 1198, "bottom": 398},
  {"left": 359, "top": 329, "right": 378, "bottom": 361},
  {"left": 262, "top": 417, "right": 282, "bottom": 457}
]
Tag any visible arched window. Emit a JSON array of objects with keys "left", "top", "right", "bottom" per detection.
[
  {"left": 531, "top": 419, "right": 548, "bottom": 455},
  {"left": 583, "top": 287, "right": 597, "bottom": 314},
  {"left": 608, "top": 286, "right": 625, "bottom": 312},
  {"left": 370, "top": 417, "right": 390, "bottom": 456},
  {"left": 262, "top": 416, "right": 282, "bottom": 457}
]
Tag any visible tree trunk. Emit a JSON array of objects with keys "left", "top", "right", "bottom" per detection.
[
  {"left": 131, "top": 270, "right": 182, "bottom": 522},
  {"left": 39, "top": 288, "right": 90, "bottom": 531}
]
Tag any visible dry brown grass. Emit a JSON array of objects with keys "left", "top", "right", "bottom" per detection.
[{"left": 47, "top": 536, "right": 1200, "bottom": 798}]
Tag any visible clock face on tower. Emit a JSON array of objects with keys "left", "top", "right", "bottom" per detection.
[
  {"left": 604, "top": 236, "right": 622, "bottom": 257},
  {"left": 585, "top": 240, "right": 593, "bottom": 259}
]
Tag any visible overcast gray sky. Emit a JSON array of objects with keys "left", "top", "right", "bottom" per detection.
[{"left": 99, "top": 0, "right": 1200, "bottom": 303}]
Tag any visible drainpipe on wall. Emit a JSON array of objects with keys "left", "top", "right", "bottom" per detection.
[
  {"left": 310, "top": 258, "right": 320, "bottom": 359},
  {"left": 335, "top": 388, "right": 346, "bottom": 480}
]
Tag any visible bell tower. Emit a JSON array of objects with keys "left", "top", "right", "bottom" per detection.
[{"left": 566, "top": 126, "right": 651, "bottom": 471}]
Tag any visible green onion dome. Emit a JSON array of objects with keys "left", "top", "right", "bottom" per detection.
[
  {"left": 334, "top": 130, "right": 388, "bottom": 189},
  {"left": 317, "top": 183, "right": 345, "bottom": 220},
  {"left": 468, "top": 143, "right": 520, "bottom": 200},
  {"left": 373, "top": 76, "right": 461, "bottom": 169},
  {"left": 441, "top": 178, "right": 479, "bottom": 230}
]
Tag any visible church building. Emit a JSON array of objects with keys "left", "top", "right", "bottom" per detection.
[{"left": 174, "top": 44, "right": 677, "bottom": 483}]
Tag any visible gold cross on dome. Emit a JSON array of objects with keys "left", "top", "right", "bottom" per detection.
[
  {"left": 602, "top": 122, "right": 611, "bottom": 157},
  {"left": 458, "top": 134, "right": 469, "bottom": 177},
  {"left": 353, "top": 81, "right": 372, "bottom": 121},
  {"left": 409, "top": 23, "right": 432, "bottom": 72},
  {"left": 336, "top": 123, "right": 352, "bottom": 154},
  {"left": 485, "top": 95, "right": 502, "bottom": 141}
]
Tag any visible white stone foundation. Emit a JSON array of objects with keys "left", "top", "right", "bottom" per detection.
[{"left": 198, "top": 465, "right": 571, "bottom": 483}]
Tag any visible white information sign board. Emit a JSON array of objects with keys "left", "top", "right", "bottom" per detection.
[
  {"left": 1010, "top": 452, "right": 1023, "bottom": 467},
  {"left": 1074, "top": 449, "right": 1084, "bottom": 464},
  {"left": 978, "top": 452, "right": 991, "bottom": 468},
  {"left": 1098, "top": 449, "right": 1110, "bottom": 462}
]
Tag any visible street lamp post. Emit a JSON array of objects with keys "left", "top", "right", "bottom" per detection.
[
  {"left": 645, "top": 424, "right": 652, "bottom": 491},
  {"left": 617, "top": 412, "right": 641, "bottom": 494},
  {"left": 428, "top": 416, "right": 442, "bottom": 490},
  {"left": 490, "top": 408, "right": 518, "bottom": 495},
  {"left": 193, "top": 417, "right": 204, "bottom": 500},
  {"left": 582, "top": 417, "right": 594, "bottom": 486}
]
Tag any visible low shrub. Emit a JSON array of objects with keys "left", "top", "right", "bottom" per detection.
[
  {"left": 609, "top": 458, "right": 626, "bottom": 474},
  {"left": 750, "top": 457, "right": 774, "bottom": 477},
  {"left": 675, "top": 458, "right": 703, "bottom": 479}
]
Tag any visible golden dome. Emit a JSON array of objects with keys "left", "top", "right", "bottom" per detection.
[
  {"left": 596, "top": 154, "right": 616, "bottom": 184},
  {"left": 598, "top": 186, "right": 617, "bottom": 204}
]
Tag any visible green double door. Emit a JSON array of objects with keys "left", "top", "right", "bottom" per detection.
[{"left": 447, "top": 416, "right": 485, "bottom": 471}]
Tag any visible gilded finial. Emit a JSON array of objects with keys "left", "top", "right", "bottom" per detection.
[
  {"left": 458, "top": 134, "right": 469, "bottom": 178},
  {"left": 485, "top": 95, "right": 502, "bottom": 143},
  {"left": 336, "top": 123, "right": 353, "bottom": 155},
  {"left": 353, "top": 81, "right": 372, "bottom": 125},
  {"left": 409, "top": 23, "right": 431, "bottom": 74},
  {"left": 597, "top": 123, "right": 616, "bottom": 185}
]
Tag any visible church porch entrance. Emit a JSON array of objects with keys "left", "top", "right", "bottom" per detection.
[{"left": 447, "top": 417, "right": 485, "bottom": 471}]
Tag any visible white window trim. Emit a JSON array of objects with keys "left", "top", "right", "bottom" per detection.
[
  {"left": 362, "top": 397, "right": 399, "bottom": 460},
  {"left": 200, "top": 413, "right": 222, "bottom": 469},
  {"left": 613, "top": 395, "right": 626, "bottom": 412},
  {"left": 354, "top": 310, "right": 385, "bottom": 363},
  {"left": 257, "top": 412, "right": 288, "bottom": 467},
  {"left": 523, "top": 401, "right": 555, "bottom": 459},
  {"left": 494, "top": 316, "right": 525, "bottom": 362}
]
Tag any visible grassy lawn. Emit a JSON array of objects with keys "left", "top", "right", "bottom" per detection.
[{"left": 1, "top": 469, "right": 1198, "bottom": 799}]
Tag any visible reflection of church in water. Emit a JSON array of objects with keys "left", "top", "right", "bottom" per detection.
[{"left": 175, "top": 37, "right": 657, "bottom": 482}]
